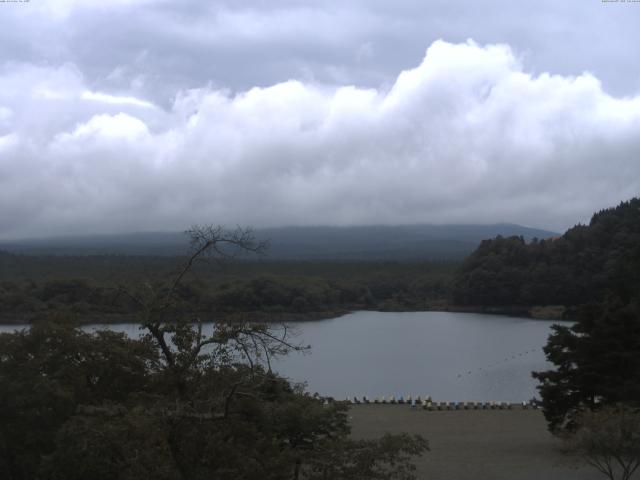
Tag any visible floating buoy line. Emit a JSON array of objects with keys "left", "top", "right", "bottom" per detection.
[{"left": 456, "top": 347, "right": 542, "bottom": 379}]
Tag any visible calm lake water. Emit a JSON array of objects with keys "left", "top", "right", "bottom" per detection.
[{"left": 0, "top": 311, "right": 560, "bottom": 403}]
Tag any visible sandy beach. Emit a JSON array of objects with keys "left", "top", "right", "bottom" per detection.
[{"left": 349, "top": 405, "right": 604, "bottom": 480}]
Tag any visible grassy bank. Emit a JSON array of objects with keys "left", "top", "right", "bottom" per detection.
[{"left": 349, "top": 405, "right": 601, "bottom": 480}]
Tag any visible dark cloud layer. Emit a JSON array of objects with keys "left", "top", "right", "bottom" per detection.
[{"left": 0, "top": 1, "right": 639, "bottom": 238}]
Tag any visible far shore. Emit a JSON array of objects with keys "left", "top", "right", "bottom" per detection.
[
  {"left": 349, "top": 405, "right": 600, "bottom": 480},
  {"left": 0, "top": 305, "right": 574, "bottom": 326},
  {"left": 0, "top": 309, "right": 349, "bottom": 326}
]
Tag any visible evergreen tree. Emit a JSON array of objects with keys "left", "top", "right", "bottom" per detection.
[{"left": 533, "top": 298, "right": 640, "bottom": 433}]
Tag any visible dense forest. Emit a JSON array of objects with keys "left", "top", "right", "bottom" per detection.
[
  {"left": 528, "top": 199, "right": 640, "bottom": 436},
  {"left": 2, "top": 199, "right": 639, "bottom": 324},
  {"left": 0, "top": 254, "right": 454, "bottom": 324},
  {"left": 0, "top": 222, "right": 553, "bottom": 325},
  {"left": 452, "top": 198, "right": 640, "bottom": 315}
]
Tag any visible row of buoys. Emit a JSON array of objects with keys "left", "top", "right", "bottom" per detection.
[
  {"left": 457, "top": 348, "right": 542, "bottom": 378},
  {"left": 345, "top": 397, "right": 539, "bottom": 410}
]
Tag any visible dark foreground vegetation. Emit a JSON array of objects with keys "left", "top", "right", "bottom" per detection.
[
  {"left": 0, "top": 321, "right": 427, "bottom": 480},
  {"left": 0, "top": 227, "right": 427, "bottom": 480}
]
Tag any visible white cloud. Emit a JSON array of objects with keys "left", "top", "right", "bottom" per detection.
[
  {"left": 57, "top": 113, "right": 150, "bottom": 142},
  {"left": 81, "top": 91, "right": 155, "bottom": 109},
  {"left": 1, "top": 39, "right": 640, "bottom": 238},
  {"left": 0, "top": 107, "right": 11, "bottom": 129}
]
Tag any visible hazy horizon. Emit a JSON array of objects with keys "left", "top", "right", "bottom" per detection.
[{"left": 0, "top": 221, "right": 562, "bottom": 243}]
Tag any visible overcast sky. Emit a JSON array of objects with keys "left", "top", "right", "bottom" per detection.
[{"left": 1, "top": 0, "right": 639, "bottom": 239}]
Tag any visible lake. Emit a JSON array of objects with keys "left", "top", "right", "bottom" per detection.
[
  {"left": 0, "top": 311, "right": 560, "bottom": 403},
  {"left": 274, "top": 311, "right": 558, "bottom": 403}
]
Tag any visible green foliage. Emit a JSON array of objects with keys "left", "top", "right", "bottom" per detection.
[
  {"left": 0, "top": 259, "right": 455, "bottom": 324},
  {"left": 0, "top": 320, "right": 158, "bottom": 479},
  {"left": 0, "top": 226, "right": 428, "bottom": 479},
  {"left": 452, "top": 198, "right": 640, "bottom": 310},
  {"left": 0, "top": 320, "right": 427, "bottom": 479},
  {"left": 533, "top": 299, "right": 640, "bottom": 433},
  {"left": 530, "top": 199, "right": 640, "bottom": 433},
  {"left": 489, "top": 198, "right": 640, "bottom": 435}
]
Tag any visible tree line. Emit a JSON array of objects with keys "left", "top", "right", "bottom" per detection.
[
  {"left": 0, "top": 259, "right": 453, "bottom": 324},
  {"left": 452, "top": 198, "right": 640, "bottom": 311}
]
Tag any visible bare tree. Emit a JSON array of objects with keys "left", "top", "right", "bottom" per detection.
[
  {"left": 570, "top": 406, "right": 640, "bottom": 480},
  {"left": 116, "top": 225, "right": 307, "bottom": 400}
]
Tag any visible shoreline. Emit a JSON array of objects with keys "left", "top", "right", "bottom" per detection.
[
  {"left": 0, "top": 309, "right": 350, "bottom": 326},
  {"left": 0, "top": 305, "right": 573, "bottom": 326}
]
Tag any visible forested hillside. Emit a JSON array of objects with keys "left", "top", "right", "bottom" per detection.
[
  {"left": 452, "top": 198, "right": 640, "bottom": 311},
  {"left": 528, "top": 200, "right": 640, "bottom": 434}
]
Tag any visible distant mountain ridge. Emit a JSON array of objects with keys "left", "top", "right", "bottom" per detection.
[
  {"left": 259, "top": 224, "right": 557, "bottom": 260},
  {"left": 0, "top": 224, "right": 557, "bottom": 260}
]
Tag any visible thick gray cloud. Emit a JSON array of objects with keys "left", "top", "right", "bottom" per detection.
[
  {"left": 0, "top": 1, "right": 639, "bottom": 238},
  {"left": 4, "top": 0, "right": 640, "bottom": 98}
]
